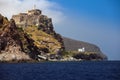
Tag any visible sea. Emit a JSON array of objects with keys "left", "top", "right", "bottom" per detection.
[{"left": 0, "top": 61, "right": 120, "bottom": 80}]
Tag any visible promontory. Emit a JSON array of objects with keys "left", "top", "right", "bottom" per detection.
[{"left": 0, "top": 9, "right": 107, "bottom": 62}]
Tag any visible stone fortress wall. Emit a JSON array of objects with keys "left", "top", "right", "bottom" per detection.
[{"left": 12, "top": 9, "right": 54, "bottom": 34}]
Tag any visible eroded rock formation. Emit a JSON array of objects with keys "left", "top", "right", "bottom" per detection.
[{"left": 0, "top": 15, "right": 31, "bottom": 61}]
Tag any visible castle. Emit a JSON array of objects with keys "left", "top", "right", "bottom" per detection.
[{"left": 12, "top": 9, "right": 52, "bottom": 31}]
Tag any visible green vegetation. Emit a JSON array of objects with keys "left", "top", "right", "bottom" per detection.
[{"left": 61, "top": 51, "right": 102, "bottom": 60}]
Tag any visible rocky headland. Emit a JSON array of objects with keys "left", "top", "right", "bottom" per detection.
[
  {"left": 0, "top": 9, "right": 107, "bottom": 62},
  {"left": 62, "top": 37, "right": 107, "bottom": 61}
]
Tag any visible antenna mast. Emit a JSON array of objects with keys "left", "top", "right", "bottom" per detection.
[{"left": 33, "top": 4, "right": 36, "bottom": 9}]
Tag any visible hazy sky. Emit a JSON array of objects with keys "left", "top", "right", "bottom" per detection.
[{"left": 0, "top": 0, "right": 120, "bottom": 60}]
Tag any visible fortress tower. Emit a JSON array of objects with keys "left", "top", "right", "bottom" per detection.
[{"left": 12, "top": 9, "right": 42, "bottom": 28}]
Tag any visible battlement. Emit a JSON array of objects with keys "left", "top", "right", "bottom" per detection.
[
  {"left": 12, "top": 9, "right": 53, "bottom": 30},
  {"left": 12, "top": 9, "right": 42, "bottom": 27},
  {"left": 20, "top": 13, "right": 27, "bottom": 15},
  {"left": 28, "top": 9, "right": 41, "bottom": 15}
]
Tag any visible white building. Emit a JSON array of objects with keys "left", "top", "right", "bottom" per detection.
[{"left": 78, "top": 47, "right": 85, "bottom": 52}]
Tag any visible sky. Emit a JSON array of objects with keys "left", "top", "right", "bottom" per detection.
[{"left": 0, "top": 0, "right": 120, "bottom": 60}]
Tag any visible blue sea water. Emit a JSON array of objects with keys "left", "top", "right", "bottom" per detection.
[{"left": 0, "top": 61, "right": 120, "bottom": 80}]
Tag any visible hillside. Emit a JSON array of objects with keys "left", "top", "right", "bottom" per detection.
[
  {"left": 24, "top": 26, "right": 61, "bottom": 54},
  {"left": 63, "top": 37, "right": 100, "bottom": 52},
  {"left": 62, "top": 37, "right": 107, "bottom": 60}
]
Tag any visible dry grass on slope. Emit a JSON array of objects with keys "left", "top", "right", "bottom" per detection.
[{"left": 24, "top": 26, "right": 61, "bottom": 54}]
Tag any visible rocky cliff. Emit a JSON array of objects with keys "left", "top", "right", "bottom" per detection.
[
  {"left": 0, "top": 13, "right": 63, "bottom": 62},
  {"left": 0, "top": 14, "right": 31, "bottom": 61},
  {"left": 0, "top": 9, "right": 107, "bottom": 62},
  {"left": 12, "top": 9, "right": 64, "bottom": 49}
]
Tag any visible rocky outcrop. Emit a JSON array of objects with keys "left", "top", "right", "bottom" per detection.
[
  {"left": 0, "top": 15, "right": 32, "bottom": 61},
  {"left": 24, "top": 26, "right": 62, "bottom": 54},
  {"left": 0, "top": 13, "right": 63, "bottom": 62},
  {"left": 12, "top": 9, "right": 64, "bottom": 50}
]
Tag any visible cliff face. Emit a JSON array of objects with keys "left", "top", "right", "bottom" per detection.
[
  {"left": 0, "top": 15, "right": 31, "bottom": 61},
  {"left": 0, "top": 13, "right": 63, "bottom": 62}
]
